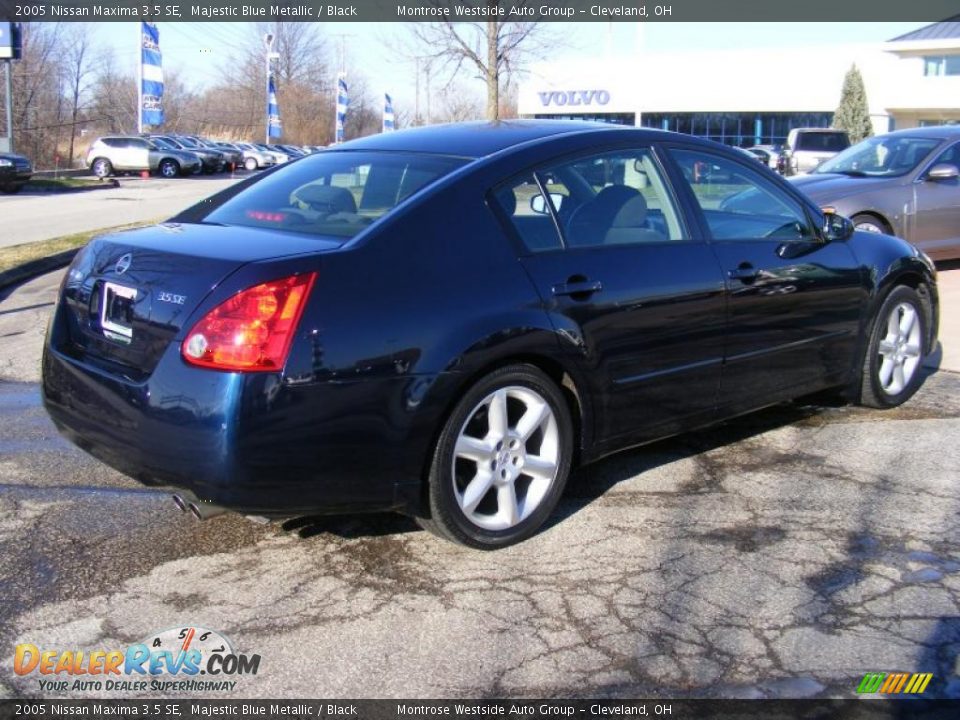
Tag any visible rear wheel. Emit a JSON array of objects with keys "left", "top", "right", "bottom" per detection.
[
  {"left": 158, "top": 159, "right": 180, "bottom": 178},
  {"left": 858, "top": 286, "right": 927, "bottom": 408},
  {"left": 852, "top": 213, "right": 890, "bottom": 235},
  {"left": 1, "top": 183, "right": 21, "bottom": 194},
  {"left": 244, "top": 157, "right": 258, "bottom": 171},
  {"left": 91, "top": 158, "right": 113, "bottom": 179},
  {"left": 419, "top": 364, "right": 573, "bottom": 549}
]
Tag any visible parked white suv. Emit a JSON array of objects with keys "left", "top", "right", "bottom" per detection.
[
  {"left": 780, "top": 128, "right": 850, "bottom": 176},
  {"left": 86, "top": 136, "right": 202, "bottom": 179}
]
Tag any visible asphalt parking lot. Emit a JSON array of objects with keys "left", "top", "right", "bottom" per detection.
[{"left": 0, "top": 262, "right": 957, "bottom": 699}]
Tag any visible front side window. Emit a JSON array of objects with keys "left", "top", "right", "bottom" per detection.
[
  {"left": 203, "top": 151, "right": 466, "bottom": 239},
  {"left": 930, "top": 142, "right": 960, "bottom": 169},
  {"left": 670, "top": 148, "right": 816, "bottom": 242}
]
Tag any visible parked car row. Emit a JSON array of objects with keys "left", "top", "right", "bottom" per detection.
[{"left": 84, "top": 134, "right": 326, "bottom": 179}]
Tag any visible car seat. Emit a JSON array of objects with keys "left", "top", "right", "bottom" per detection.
[{"left": 567, "top": 185, "right": 665, "bottom": 246}]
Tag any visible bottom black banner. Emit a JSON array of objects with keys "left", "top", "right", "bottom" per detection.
[{"left": 2, "top": 699, "right": 960, "bottom": 720}]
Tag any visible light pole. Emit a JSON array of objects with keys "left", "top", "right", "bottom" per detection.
[
  {"left": 3, "top": 61, "right": 11, "bottom": 153},
  {"left": 264, "top": 32, "right": 278, "bottom": 144}
]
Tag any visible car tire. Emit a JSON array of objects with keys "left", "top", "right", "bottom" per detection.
[
  {"left": 857, "top": 285, "right": 927, "bottom": 409},
  {"left": 91, "top": 158, "right": 113, "bottom": 179},
  {"left": 244, "top": 157, "right": 258, "bottom": 171},
  {"left": 158, "top": 159, "right": 180, "bottom": 179},
  {"left": 1, "top": 183, "right": 21, "bottom": 194},
  {"left": 419, "top": 364, "right": 573, "bottom": 549},
  {"left": 852, "top": 214, "right": 890, "bottom": 235}
]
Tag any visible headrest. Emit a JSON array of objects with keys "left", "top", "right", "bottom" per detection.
[
  {"left": 611, "top": 194, "right": 648, "bottom": 228},
  {"left": 295, "top": 184, "right": 357, "bottom": 214}
]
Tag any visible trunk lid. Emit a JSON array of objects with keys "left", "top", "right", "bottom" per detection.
[{"left": 57, "top": 222, "right": 342, "bottom": 380}]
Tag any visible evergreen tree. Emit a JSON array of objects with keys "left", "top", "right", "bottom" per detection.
[{"left": 833, "top": 65, "right": 874, "bottom": 143}]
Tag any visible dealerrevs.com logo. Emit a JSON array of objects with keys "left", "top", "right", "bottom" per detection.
[
  {"left": 856, "top": 672, "right": 933, "bottom": 694},
  {"left": 14, "top": 626, "right": 261, "bottom": 694}
]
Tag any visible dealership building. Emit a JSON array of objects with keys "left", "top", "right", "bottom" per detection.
[{"left": 518, "top": 20, "right": 960, "bottom": 147}]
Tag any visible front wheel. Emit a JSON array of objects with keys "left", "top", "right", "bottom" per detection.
[
  {"left": 858, "top": 286, "right": 927, "bottom": 408},
  {"left": 91, "top": 158, "right": 113, "bottom": 179},
  {"left": 158, "top": 159, "right": 180, "bottom": 178},
  {"left": 852, "top": 213, "right": 890, "bottom": 235},
  {"left": 420, "top": 364, "right": 573, "bottom": 549}
]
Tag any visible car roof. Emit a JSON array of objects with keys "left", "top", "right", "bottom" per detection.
[
  {"left": 880, "top": 125, "right": 960, "bottom": 140},
  {"left": 337, "top": 120, "right": 648, "bottom": 158}
]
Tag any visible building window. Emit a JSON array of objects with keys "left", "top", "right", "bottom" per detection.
[
  {"left": 638, "top": 111, "right": 833, "bottom": 148},
  {"left": 533, "top": 113, "right": 636, "bottom": 126},
  {"left": 923, "top": 55, "right": 960, "bottom": 76}
]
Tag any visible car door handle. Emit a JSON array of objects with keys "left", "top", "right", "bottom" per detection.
[
  {"left": 552, "top": 279, "right": 602, "bottom": 298},
  {"left": 728, "top": 264, "right": 759, "bottom": 282}
]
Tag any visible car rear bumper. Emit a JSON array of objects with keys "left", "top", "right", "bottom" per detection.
[{"left": 41, "top": 330, "right": 420, "bottom": 517}]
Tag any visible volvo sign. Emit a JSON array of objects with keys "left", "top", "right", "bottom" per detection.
[{"left": 538, "top": 90, "right": 611, "bottom": 107}]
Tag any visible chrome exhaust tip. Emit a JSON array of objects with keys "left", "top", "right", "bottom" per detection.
[
  {"left": 172, "top": 494, "right": 189, "bottom": 513},
  {"left": 188, "top": 501, "right": 226, "bottom": 520}
]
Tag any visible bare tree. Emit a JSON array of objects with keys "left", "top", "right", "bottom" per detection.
[
  {"left": 9, "top": 23, "right": 63, "bottom": 165},
  {"left": 434, "top": 84, "right": 485, "bottom": 123},
  {"left": 205, "top": 22, "right": 333, "bottom": 143},
  {"left": 408, "top": 2, "right": 551, "bottom": 120},
  {"left": 62, "top": 25, "right": 96, "bottom": 167},
  {"left": 88, "top": 49, "right": 137, "bottom": 135}
]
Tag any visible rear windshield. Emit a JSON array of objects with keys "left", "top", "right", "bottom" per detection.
[
  {"left": 795, "top": 132, "right": 850, "bottom": 152},
  {"left": 202, "top": 151, "right": 467, "bottom": 239}
]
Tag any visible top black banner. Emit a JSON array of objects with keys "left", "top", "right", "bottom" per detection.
[{"left": 0, "top": 0, "right": 959, "bottom": 22}]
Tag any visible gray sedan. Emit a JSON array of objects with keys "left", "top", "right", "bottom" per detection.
[{"left": 790, "top": 126, "right": 960, "bottom": 261}]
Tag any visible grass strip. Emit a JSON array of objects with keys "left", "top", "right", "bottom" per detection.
[{"left": 0, "top": 219, "right": 162, "bottom": 288}]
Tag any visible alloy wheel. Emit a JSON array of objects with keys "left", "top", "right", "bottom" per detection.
[
  {"left": 877, "top": 301, "right": 922, "bottom": 395},
  {"left": 451, "top": 386, "right": 560, "bottom": 531}
]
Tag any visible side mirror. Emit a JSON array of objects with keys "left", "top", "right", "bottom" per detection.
[
  {"left": 821, "top": 208, "right": 854, "bottom": 242},
  {"left": 927, "top": 163, "right": 959, "bottom": 182},
  {"left": 530, "top": 193, "right": 564, "bottom": 215}
]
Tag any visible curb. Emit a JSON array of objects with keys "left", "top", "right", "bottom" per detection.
[
  {"left": 0, "top": 248, "right": 78, "bottom": 294},
  {"left": 24, "top": 179, "right": 119, "bottom": 194}
]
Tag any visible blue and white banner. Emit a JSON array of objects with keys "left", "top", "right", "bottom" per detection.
[
  {"left": 140, "top": 22, "right": 163, "bottom": 127},
  {"left": 267, "top": 74, "right": 282, "bottom": 138},
  {"left": 383, "top": 93, "right": 395, "bottom": 132},
  {"left": 335, "top": 76, "right": 348, "bottom": 144}
]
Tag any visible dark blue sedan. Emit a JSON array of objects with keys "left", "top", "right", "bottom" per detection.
[{"left": 41, "top": 121, "right": 939, "bottom": 549}]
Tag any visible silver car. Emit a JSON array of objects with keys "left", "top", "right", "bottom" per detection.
[
  {"left": 86, "top": 136, "right": 201, "bottom": 179},
  {"left": 791, "top": 126, "right": 960, "bottom": 261},
  {"left": 231, "top": 142, "right": 278, "bottom": 171}
]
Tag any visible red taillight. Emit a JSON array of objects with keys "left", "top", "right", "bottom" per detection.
[{"left": 181, "top": 272, "right": 317, "bottom": 372}]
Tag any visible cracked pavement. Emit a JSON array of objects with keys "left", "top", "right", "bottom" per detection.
[{"left": 0, "top": 269, "right": 958, "bottom": 700}]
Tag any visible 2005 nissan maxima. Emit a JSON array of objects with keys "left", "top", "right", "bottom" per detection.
[{"left": 42, "top": 121, "right": 939, "bottom": 549}]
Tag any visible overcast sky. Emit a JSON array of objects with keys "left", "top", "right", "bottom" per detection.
[{"left": 91, "top": 21, "right": 925, "bottom": 112}]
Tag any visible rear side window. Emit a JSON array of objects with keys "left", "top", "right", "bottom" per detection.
[
  {"left": 493, "top": 148, "right": 685, "bottom": 252},
  {"left": 492, "top": 175, "right": 564, "bottom": 253},
  {"left": 795, "top": 133, "right": 849, "bottom": 153},
  {"left": 203, "top": 152, "right": 467, "bottom": 239}
]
